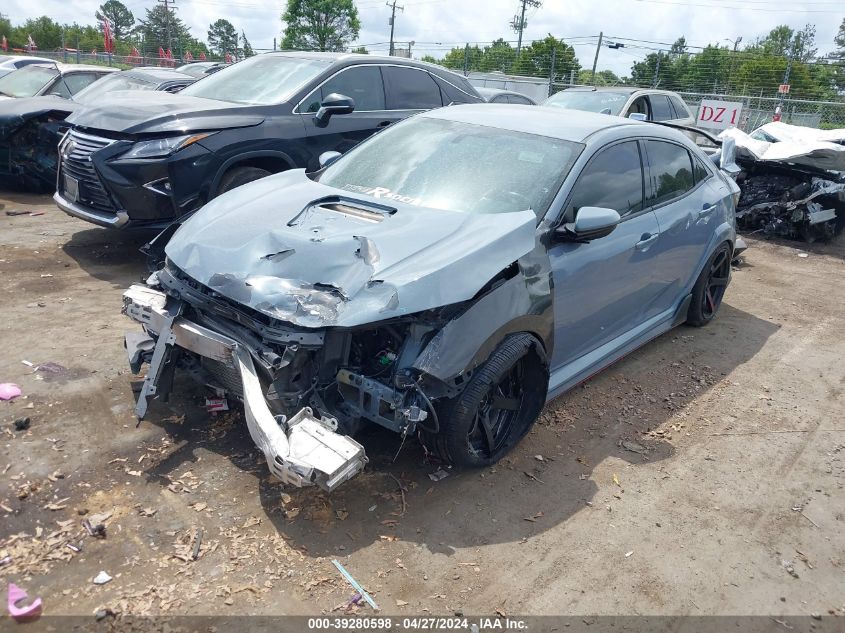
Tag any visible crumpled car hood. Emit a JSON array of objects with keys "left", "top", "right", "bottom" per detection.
[
  {"left": 165, "top": 169, "right": 538, "bottom": 328},
  {"left": 66, "top": 91, "right": 265, "bottom": 135},
  {"left": 720, "top": 122, "right": 845, "bottom": 172},
  {"left": 0, "top": 95, "right": 76, "bottom": 138}
]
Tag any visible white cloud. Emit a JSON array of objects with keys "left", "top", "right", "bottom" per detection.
[{"left": 3, "top": 0, "right": 842, "bottom": 77}]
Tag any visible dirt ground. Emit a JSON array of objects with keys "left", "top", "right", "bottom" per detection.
[{"left": 0, "top": 191, "right": 843, "bottom": 620}]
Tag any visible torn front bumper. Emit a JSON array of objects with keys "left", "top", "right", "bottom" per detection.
[{"left": 122, "top": 284, "right": 367, "bottom": 492}]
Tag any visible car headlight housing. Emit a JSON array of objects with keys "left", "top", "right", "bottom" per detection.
[{"left": 121, "top": 132, "right": 215, "bottom": 159}]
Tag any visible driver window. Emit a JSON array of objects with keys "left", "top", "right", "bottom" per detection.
[
  {"left": 303, "top": 66, "right": 385, "bottom": 113},
  {"left": 566, "top": 141, "right": 644, "bottom": 220}
]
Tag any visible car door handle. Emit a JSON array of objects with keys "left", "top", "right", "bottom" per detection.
[
  {"left": 635, "top": 233, "right": 659, "bottom": 250},
  {"left": 377, "top": 120, "right": 391, "bottom": 128},
  {"left": 698, "top": 204, "right": 718, "bottom": 218}
]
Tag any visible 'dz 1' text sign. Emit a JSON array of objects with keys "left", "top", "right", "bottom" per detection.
[{"left": 696, "top": 100, "right": 743, "bottom": 131}]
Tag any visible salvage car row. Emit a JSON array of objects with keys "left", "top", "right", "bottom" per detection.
[{"left": 1, "top": 50, "right": 837, "bottom": 494}]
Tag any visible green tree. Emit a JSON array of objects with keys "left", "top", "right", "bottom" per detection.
[
  {"left": 351, "top": 45, "right": 368, "bottom": 54},
  {"left": 512, "top": 35, "right": 581, "bottom": 81},
  {"left": 577, "top": 68, "right": 620, "bottom": 86},
  {"left": 207, "top": 18, "right": 237, "bottom": 56},
  {"left": 136, "top": 5, "right": 192, "bottom": 52},
  {"left": 241, "top": 30, "right": 254, "bottom": 57},
  {"left": 280, "top": 0, "right": 360, "bottom": 52},
  {"left": 95, "top": 0, "right": 135, "bottom": 40},
  {"left": 833, "top": 18, "right": 845, "bottom": 90}
]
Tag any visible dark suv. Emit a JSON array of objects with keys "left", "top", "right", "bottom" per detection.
[{"left": 54, "top": 52, "right": 482, "bottom": 229}]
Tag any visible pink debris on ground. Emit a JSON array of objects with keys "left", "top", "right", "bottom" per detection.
[
  {"left": 0, "top": 383, "right": 22, "bottom": 401},
  {"left": 8, "top": 583, "right": 42, "bottom": 621}
]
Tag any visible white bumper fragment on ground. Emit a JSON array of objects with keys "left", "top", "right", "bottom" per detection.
[{"left": 122, "top": 284, "right": 367, "bottom": 492}]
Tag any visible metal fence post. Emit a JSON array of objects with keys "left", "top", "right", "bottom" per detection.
[
  {"left": 463, "top": 44, "right": 469, "bottom": 76},
  {"left": 76, "top": 35, "right": 80, "bottom": 64},
  {"left": 548, "top": 47, "right": 556, "bottom": 98}
]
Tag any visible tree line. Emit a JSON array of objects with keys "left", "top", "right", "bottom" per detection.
[{"left": 0, "top": 0, "right": 254, "bottom": 60}]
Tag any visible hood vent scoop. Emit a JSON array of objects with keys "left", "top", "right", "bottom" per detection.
[{"left": 288, "top": 196, "right": 396, "bottom": 226}]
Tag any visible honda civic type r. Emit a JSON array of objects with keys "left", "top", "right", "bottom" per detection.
[{"left": 123, "top": 105, "right": 741, "bottom": 491}]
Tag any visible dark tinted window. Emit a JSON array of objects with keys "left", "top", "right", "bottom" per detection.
[
  {"left": 650, "top": 95, "right": 673, "bottom": 121},
  {"left": 304, "top": 66, "right": 385, "bottom": 112},
  {"left": 569, "top": 141, "right": 643, "bottom": 217},
  {"left": 645, "top": 140, "right": 695, "bottom": 205},
  {"left": 383, "top": 66, "right": 443, "bottom": 109},
  {"left": 693, "top": 155, "right": 711, "bottom": 183},
  {"left": 508, "top": 94, "right": 534, "bottom": 105},
  {"left": 669, "top": 95, "right": 689, "bottom": 119},
  {"left": 490, "top": 94, "right": 508, "bottom": 103}
]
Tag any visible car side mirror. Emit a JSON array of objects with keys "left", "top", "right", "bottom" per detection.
[
  {"left": 313, "top": 93, "right": 355, "bottom": 128},
  {"left": 555, "top": 206, "right": 621, "bottom": 242},
  {"left": 628, "top": 112, "right": 647, "bottom": 121},
  {"left": 319, "top": 151, "right": 342, "bottom": 169}
]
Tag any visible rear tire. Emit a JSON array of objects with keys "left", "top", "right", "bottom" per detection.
[
  {"left": 686, "top": 242, "right": 732, "bottom": 327},
  {"left": 217, "top": 166, "right": 272, "bottom": 195},
  {"left": 422, "top": 333, "right": 547, "bottom": 468}
]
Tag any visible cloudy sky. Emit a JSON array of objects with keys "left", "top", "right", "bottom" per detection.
[{"left": 5, "top": 0, "right": 844, "bottom": 76}]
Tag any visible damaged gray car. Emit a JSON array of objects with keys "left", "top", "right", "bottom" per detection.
[{"left": 123, "top": 105, "right": 741, "bottom": 491}]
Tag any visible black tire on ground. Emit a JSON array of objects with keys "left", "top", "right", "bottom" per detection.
[
  {"left": 217, "top": 166, "right": 272, "bottom": 195},
  {"left": 422, "top": 333, "right": 548, "bottom": 468},
  {"left": 686, "top": 241, "right": 732, "bottom": 327}
]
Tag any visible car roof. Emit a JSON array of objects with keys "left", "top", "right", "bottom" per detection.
[
  {"left": 261, "top": 50, "right": 466, "bottom": 76},
  {"left": 0, "top": 55, "right": 56, "bottom": 65},
  {"left": 125, "top": 67, "right": 194, "bottom": 81},
  {"left": 52, "top": 63, "right": 119, "bottom": 74},
  {"left": 423, "top": 103, "right": 642, "bottom": 142},
  {"left": 561, "top": 86, "right": 682, "bottom": 97}
]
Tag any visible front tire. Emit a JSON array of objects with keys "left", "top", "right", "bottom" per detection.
[
  {"left": 423, "top": 333, "right": 548, "bottom": 467},
  {"left": 687, "top": 242, "right": 732, "bottom": 327},
  {"left": 217, "top": 166, "right": 272, "bottom": 195}
]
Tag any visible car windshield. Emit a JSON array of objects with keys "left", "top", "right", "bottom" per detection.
[
  {"left": 318, "top": 116, "right": 582, "bottom": 215},
  {"left": 545, "top": 90, "right": 629, "bottom": 115},
  {"left": 73, "top": 73, "right": 156, "bottom": 104},
  {"left": 0, "top": 65, "right": 59, "bottom": 98},
  {"left": 179, "top": 55, "right": 331, "bottom": 105}
]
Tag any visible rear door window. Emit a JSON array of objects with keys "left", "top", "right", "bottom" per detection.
[
  {"left": 303, "top": 66, "right": 386, "bottom": 112},
  {"left": 433, "top": 75, "right": 475, "bottom": 104},
  {"left": 568, "top": 141, "right": 644, "bottom": 218},
  {"left": 383, "top": 66, "right": 443, "bottom": 110},
  {"left": 644, "top": 140, "right": 695, "bottom": 205},
  {"left": 508, "top": 94, "right": 534, "bottom": 105},
  {"left": 649, "top": 95, "right": 673, "bottom": 121},
  {"left": 669, "top": 95, "right": 689, "bottom": 119}
]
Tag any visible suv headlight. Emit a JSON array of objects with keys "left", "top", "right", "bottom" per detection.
[{"left": 121, "top": 132, "right": 215, "bottom": 159}]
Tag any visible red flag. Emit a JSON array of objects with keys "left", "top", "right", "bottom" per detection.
[
  {"left": 102, "top": 19, "right": 114, "bottom": 53},
  {"left": 224, "top": 52, "right": 232, "bottom": 63},
  {"left": 158, "top": 46, "right": 165, "bottom": 60},
  {"left": 199, "top": 51, "right": 206, "bottom": 61},
  {"left": 1, "top": 36, "right": 7, "bottom": 52},
  {"left": 184, "top": 50, "right": 193, "bottom": 62},
  {"left": 130, "top": 46, "right": 140, "bottom": 57},
  {"left": 165, "top": 48, "right": 173, "bottom": 59}
]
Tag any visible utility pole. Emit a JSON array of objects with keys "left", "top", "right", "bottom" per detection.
[
  {"left": 652, "top": 52, "right": 661, "bottom": 88},
  {"left": 511, "top": 0, "right": 541, "bottom": 57},
  {"left": 157, "top": 0, "right": 177, "bottom": 52},
  {"left": 387, "top": 0, "right": 403, "bottom": 57},
  {"left": 590, "top": 31, "right": 603, "bottom": 83}
]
